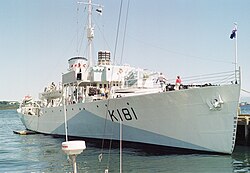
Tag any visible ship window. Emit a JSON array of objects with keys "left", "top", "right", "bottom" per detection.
[
  {"left": 108, "top": 68, "right": 110, "bottom": 70},
  {"left": 97, "top": 105, "right": 99, "bottom": 108},
  {"left": 72, "top": 108, "right": 74, "bottom": 111},
  {"left": 83, "top": 108, "right": 85, "bottom": 110},
  {"left": 79, "top": 108, "right": 81, "bottom": 110}
]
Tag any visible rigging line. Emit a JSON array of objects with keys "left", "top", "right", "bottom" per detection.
[
  {"left": 181, "top": 70, "right": 235, "bottom": 79},
  {"left": 99, "top": 102, "right": 114, "bottom": 169},
  {"left": 113, "top": 0, "right": 124, "bottom": 64},
  {"left": 77, "top": 3, "right": 88, "bottom": 55},
  {"left": 78, "top": 24, "right": 86, "bottom": 56},
  {"left": 99, "top": 106, "right": 108, "bottom": 151},
  {"left": 100, "top": 0, "right": 125, "bottom": 170},
  {"left": 183, "top": 73, "right": 235, "bottom": 82},
  {"left": 98, "top": 53, "right": 117, "bottom": 167},
  {"left": 81, "top": 43, "right": 88, "bottom": 59},
  {"left": 120, "top": 0, "right": 130, "bottom": 65},
  {"left": 100, "top": 91, "right": 118, "bottom": 151},
  {"left": 98, "top": 100, "right": 114, "bottom": 168},
  {"left": 98, "top": 100, "right": 117, "bottom": 171},
  {"left": 99, "top": 97, "right": 112, "bottom": 152},
  {"left": 127, "top": 35, "right": 233, "bottom": 64},
  {"left": 76, "top": 3, "right": 80, "bottom": 54},
  {"left": 78, "top": 13, "right": 88, "bottom": 56},
  {"left": 92, "top": 16, "right": 112, "bottom": 51},
  {"left": 106, "top": 133, "right": 113, "bottom": 170},
  {"left": 76, "top": 4, "right": 90, "bottom": 56},
  {"left": 242, "top": 89, "right": 250, "bottom": 94}
]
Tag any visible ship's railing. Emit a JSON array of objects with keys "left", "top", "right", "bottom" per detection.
[
  {"left": 176, "top": 69, "right": 240, "bottom": 86},
  {"left": 21, "top": 106, "right": 40, "bottom": 116},
  {"left": 123, "top": 69, "right": 240, "bottom": 90}
]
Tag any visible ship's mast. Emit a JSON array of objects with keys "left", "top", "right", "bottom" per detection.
[
  {"left": 79, "top": 0, "right": 102, "bottom": 67},
  {"left": 87, "top": 0, "right": 94, "bottom": 67}
]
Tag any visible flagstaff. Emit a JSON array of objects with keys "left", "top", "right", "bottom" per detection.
[
  {"left": 230, "top": 22, "right": 238, "bottom": 83},
  {"left": 234, "top": 22, "right": 238, "bottom": 83}
]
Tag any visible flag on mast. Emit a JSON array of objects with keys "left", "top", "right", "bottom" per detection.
[
  {"left": 96, "top": 7, "right": 103, "bottom": 15},
  {"left": 230, "top": 25, "right": 237, "bottom": 39}
]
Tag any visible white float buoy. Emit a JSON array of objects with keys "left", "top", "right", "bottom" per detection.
[{"left": 62, "top": 140, "right": 86, "bottom": 173}]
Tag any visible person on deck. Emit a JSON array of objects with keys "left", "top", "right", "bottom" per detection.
[
  {"left": 156, "top": 73, "right": 167, "bottom": 91},
  {"left": 105, "top": 87, "right": 109, "bottom": 99},
  {"left": 100, "top": 87, "right": 105, "bottom": 99},
  {"left": 175, "top": 76, "right": 182, "bottom": 90}
]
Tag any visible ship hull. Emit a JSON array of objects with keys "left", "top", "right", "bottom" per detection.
[{"left": 18, "top": 84, "right": 240, "bottom": 154}]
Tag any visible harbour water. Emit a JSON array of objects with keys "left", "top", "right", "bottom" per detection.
[{"left": 1, "top": 109, "right": 250, "bottom": 173}]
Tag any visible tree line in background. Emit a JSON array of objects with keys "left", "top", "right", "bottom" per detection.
[{"left": 0, "top": 101, "right": 19, "bottom": 110}]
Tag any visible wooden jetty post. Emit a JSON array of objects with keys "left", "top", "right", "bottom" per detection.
[{"left": 237, "top": 114, "right": 250, "bottom": 145}]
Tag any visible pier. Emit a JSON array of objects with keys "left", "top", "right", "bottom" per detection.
[{"left": 237, "top": 114, "right": 250, "bottom": 145}]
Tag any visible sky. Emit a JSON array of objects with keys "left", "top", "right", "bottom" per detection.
[{"left": 0, "top": 0, "right": 250, "bottom": 101}]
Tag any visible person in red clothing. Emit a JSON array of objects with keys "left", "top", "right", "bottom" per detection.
[{"left": 175, "top": 76, "right": 181, "bottom": 90}]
